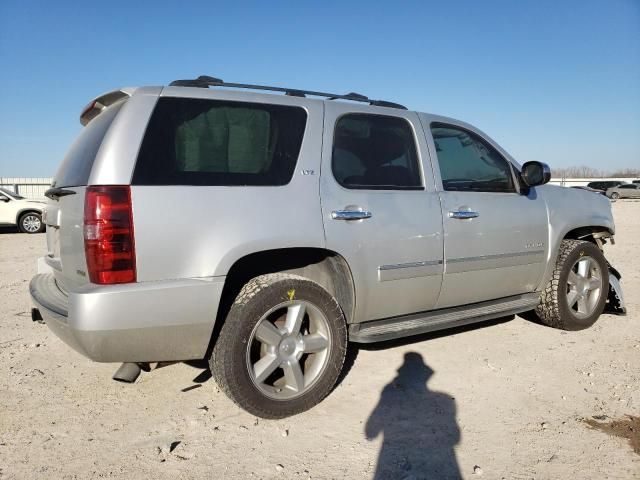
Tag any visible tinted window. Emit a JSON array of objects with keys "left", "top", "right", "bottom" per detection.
[
  {"left": 54, "top": 102, "right": 124, "bottom": 187},
  {"left": 619, "top": 185, "right": 635, "bottom": 189},
  {"left": 588, "top": 181, "right": 619, "bottom": 189},
  {"left": 332, "top": 114, "right": 421, "bottom": 190},
  {"left": 431, "top": 123, "right": 515, "bottom": 193},
  {"left": 133, "top": 98, "right": 307, "bottom": 186},
  {"left": 0, "top": 187, "right": 24, "bottom": 199}
]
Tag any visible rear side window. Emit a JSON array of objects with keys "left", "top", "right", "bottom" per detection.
[
  {"left": 332, "top": 114, "right": 422, "bottom": 190},
  {"left": 54, "top": 102, "right": 124, "bottom": 188},
  {"left": 431, "top": 123, "right": 515, "bottom": 193},
  {"left": 133, "top": 98, "right": 307, "bottom": 186}
]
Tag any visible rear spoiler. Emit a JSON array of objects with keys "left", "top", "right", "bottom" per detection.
[{"left": 79, "top": 89, "right": 132, "bottom": 126}]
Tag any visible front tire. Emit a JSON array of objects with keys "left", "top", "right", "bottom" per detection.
[
  {"left": 535, "top": 239, "right": 609, "bottom": 330},
  {"left": 609, "top": 192, "right": 620, "bottom": 200},
  {"left": 210, "top": 273, "right": 347, "bottom": 418},
  {"left": 18, "top": 212, "right": 44, "bottom": 233}
]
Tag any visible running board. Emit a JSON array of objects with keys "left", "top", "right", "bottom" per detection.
[{"left": 349, "top": 293, "right": 540, "bottom": 343}]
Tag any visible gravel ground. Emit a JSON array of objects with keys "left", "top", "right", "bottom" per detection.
[{"left": 0, "top": 201, "right": 638, "bottom": 480}]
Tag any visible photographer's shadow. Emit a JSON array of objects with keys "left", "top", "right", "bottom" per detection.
[{"left": 365, "top": 352, "right": 461, "bottom": 480}]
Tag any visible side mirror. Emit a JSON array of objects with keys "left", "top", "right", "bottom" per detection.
[
  {"left": 520, "top": 161, "right": 551, "bottom": 187},
  {"left": 0, "top": 196, "right": 9, "bottom": 203}
]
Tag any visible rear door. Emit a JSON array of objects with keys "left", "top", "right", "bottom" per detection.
[
  {"left": 421, "top": 117, "right": 549, "bottom": 308},
  {"left": 320, "top": 102, "right": 443, "bottom": 323}
]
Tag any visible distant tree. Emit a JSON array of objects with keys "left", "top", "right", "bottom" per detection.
[
  {"left": 551, "top": 166, "right": 603, "bottom": 178},
  {"left": 609, "top": 168, "right": 640, "bottom": 178},
  {"left": 551, "top": 165, "right": 640, "bottom": 178}
]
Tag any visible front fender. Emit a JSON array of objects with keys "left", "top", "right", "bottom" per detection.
[{"left": 536, "top": 185, "right": 614, "bottom": 290}]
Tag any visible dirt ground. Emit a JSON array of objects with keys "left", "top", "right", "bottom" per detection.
[{"left": 1, "top": 201, "right": 638, "bottom": 480}]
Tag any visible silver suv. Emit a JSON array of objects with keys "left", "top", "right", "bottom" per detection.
[{"left": 30, "top": 76, "right": 626, "bottom": 418}]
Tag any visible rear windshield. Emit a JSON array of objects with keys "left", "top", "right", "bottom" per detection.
[
  {"left": 132, "top": 97, "right": 307, "bottom": 186},
  {"left": 53, "top": 102, "right": 124, "bottom": 188}
]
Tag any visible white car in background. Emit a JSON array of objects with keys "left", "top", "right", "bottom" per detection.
[{"left": 0, "top": 187, "right": 46, "bottom": 233}]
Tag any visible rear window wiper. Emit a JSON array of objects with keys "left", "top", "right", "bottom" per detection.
[{"left": 44, "top": 187, "right": 76, "bottom": 200}]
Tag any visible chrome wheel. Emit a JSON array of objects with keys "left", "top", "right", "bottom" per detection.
[
  {"left": 21, "top": 214, "right": 42, "bottom": 233},
  {"left": 566, "top": 255, "right": 603, "bottom": 319},
  {"left": 246, "top": 300, "right": 331, "bottom": 400}
]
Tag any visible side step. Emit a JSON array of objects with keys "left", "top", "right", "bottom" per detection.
[{"left": 349, "top": 293, "right": 540, "bottom": 343}]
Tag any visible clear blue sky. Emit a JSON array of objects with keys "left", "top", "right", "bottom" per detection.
[{"left": 1, "top": 0, "right": 638, "bottom": 177}]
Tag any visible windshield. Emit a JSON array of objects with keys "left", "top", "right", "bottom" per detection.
[{"left": 0, "top": 187, "right": 25, "bottom": 199}]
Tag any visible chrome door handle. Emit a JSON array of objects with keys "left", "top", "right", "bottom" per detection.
[
  {"left": 331, "top": 209, "right": 372, "bottom": 220},
  {"left": 449, "top": 210, "right": 479, "bottom": 219}
]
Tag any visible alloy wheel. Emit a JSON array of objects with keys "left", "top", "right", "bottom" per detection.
[
  {"left": 246, "top": 300, "right": 332, "bottom": 400},
  {"left": 22, "top": 215, "right": 41, "bottom": 233},
  {"left": 566, "top": 255, "right": 603, "bottom": 319}
]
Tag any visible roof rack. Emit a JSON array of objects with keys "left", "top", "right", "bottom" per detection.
[{"left": 169, "top": 75, "right": 407, "bottom": 110}]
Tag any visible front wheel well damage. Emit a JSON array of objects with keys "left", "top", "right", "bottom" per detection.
[
  {"left": 563, "top": 226, "right": 614, "bottom": 248},
  {"left": 562, "top": 226, "right": 625, "bottom": 315}
]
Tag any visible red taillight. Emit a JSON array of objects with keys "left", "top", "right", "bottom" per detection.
[{"left": 84, "top": 186, "right": 136, "bottom": 284}]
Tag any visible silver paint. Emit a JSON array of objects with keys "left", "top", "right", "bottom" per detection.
[{"left": 30, "top": 85, "right": 619, "bottom": 364}]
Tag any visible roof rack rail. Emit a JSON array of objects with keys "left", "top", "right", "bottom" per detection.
[{"left": 168, "top": 75, "right": 407, "bottom": 110}]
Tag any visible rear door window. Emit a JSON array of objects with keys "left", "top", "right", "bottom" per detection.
[
  {"left": 332, "top": 113, "right": 422, "bottom": 190},
  {"left": 132, "top": 97, "right": 307, "bottom": 186},
  {"left": 54, "top": 102, "right": 124, "bottom": 188}
]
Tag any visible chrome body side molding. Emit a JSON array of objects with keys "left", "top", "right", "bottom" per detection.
[
  {"left": 378, "top": 260, "right": 443, "bottom": 281},
  {"left": 446, "top": 250, "right": 545, "bottom": 274}
]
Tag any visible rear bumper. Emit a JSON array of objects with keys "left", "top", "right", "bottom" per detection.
[{"left": 30, "top": 273, "right": 224, "bottom": 363}]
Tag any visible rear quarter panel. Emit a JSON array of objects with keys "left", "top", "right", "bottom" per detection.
[
  {"left": 130, "top": 92, "right": 326, "bottom": 281},
  {"left": 89, "top": 87, "right": 162, "bottom": 185}
]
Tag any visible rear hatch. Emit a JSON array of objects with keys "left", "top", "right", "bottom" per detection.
[{"left": 45, "top": 93, "right": 127, "bottom": 293}]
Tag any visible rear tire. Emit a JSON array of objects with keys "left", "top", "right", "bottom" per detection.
[
  {"left": 609, "top": 192, "right": 620, "bottom": 200},
  {"left": 535, "top": 239, "right": 609, "bottom": 330},
  {"left": 210, "top": 273, "right": 347, "bottom": 418},
  {"left": 18, "top": 212, "right": 44, "bottom": 234}
]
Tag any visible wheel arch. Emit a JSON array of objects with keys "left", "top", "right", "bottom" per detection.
[
  {"left": 563, "top": 225, "right": 614, "bottom": 245},
  {"left": 221, "top": 247, "right": 355, "bottom": 321},
  {"left": 206, "top": 248, "right": 356, "bottom": 358},
  {"left": 537, "top": 224, "right": 614, "bottom": 292},
  {"left": 15, "top": 208, "right": 43, "bottom": 225}
]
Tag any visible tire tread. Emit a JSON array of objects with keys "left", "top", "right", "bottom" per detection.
[
  {"left": 535, "top": 239, "right": 608, "bottom": 330},
  {"left": 210, "top": 273, "right": 347, "bottom": 419}
]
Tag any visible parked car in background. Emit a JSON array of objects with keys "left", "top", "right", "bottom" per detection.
[
  {"left": 606, "top": 183, "right": 640, "bottom": 199},
  {"left": 571, "top": 186, "right": 604, "bottom": 194},
  {"left": 0, "top": 187, "right": 46, "bottom": 233},
  {"left": 633, "top": 180, "right": 640, "bottom": 184},
  {"left": 586, "top": 180, "right": 626, "bottom": 192}
]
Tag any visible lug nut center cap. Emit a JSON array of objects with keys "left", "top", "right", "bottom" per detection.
[{"left": 279, "top": 338, "right": 297, "bottom": 355}]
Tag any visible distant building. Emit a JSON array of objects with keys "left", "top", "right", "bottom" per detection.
[{"left": 0, "top": 177, "right": 52, "bottom": 199}]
